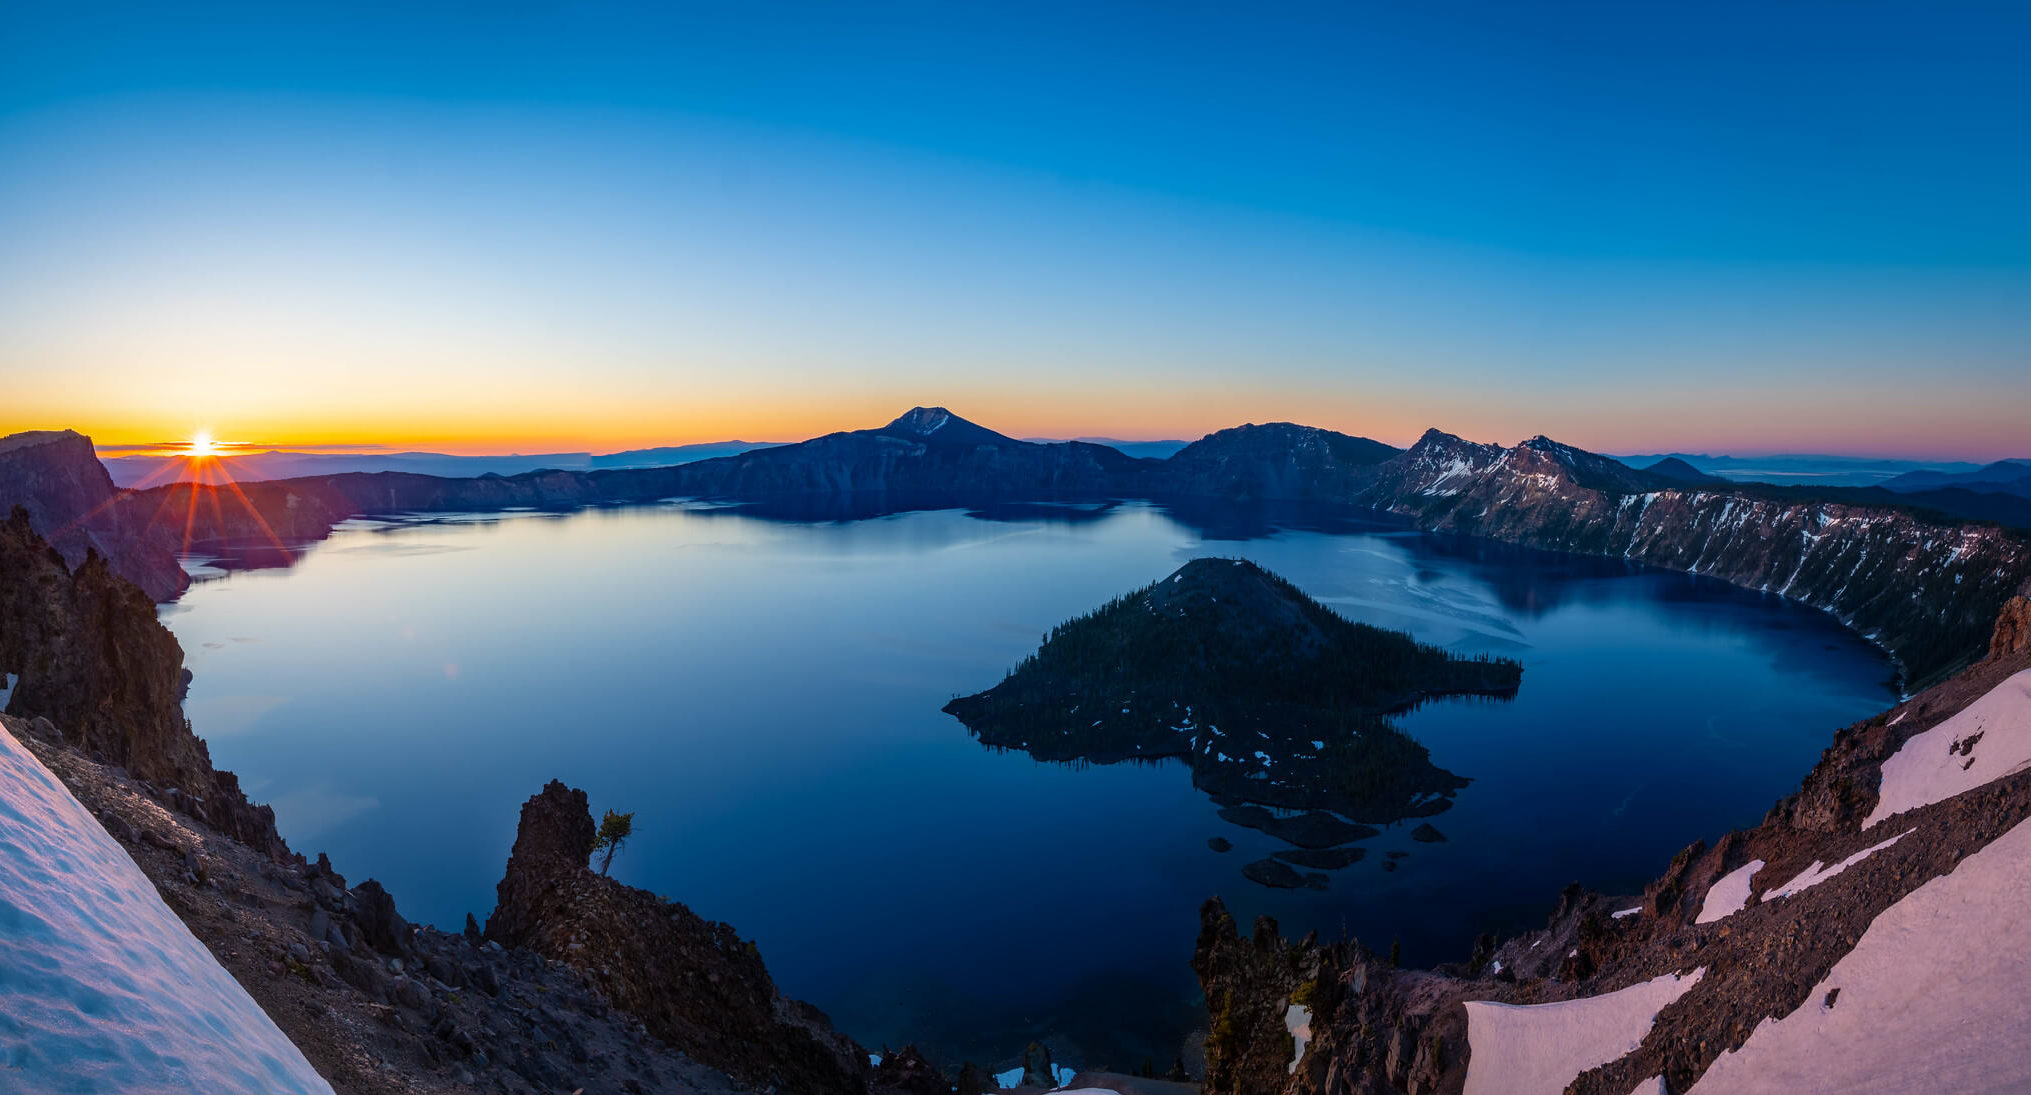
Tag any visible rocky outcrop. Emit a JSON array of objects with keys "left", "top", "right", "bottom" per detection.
[
  {"left": 1991, "top": 585, "right": 2031, "bottom": 661},
  {"left": 0, "top": 507, "right": 280, "bottom": 853},
  {"left": 7, "top": 724, "right": 749, "bottom": 1095},
  {"left": 1351, "top": 429, "right": 2031, "bottom": 686},
  {"left": 485, "top": 781, "right": 872, "bottom": 1095},
  {"left": 1195, "top": 594, "right": 2031, "bottom": 1095},
  {"left": 0, "top": 430, "right": 186, "bottom": 600}
]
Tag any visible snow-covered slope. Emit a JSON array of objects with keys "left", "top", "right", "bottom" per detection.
[
  {"left": 1461, "top": 969, "right": 1705, "bottom": 1095},
  {"left": 0, "top": 727, "right": 332, "bottom": 1094},
  {"left": 1688, "top": 813, "right": 2031, "bottom": 1093},
  {"left": 1866, "top": 668, "right": 2031, "bottom": 828}
]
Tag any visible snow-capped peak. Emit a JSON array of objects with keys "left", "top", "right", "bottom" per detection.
[{"left": 888, "top": 407, "right": 954, "bottom": 436}]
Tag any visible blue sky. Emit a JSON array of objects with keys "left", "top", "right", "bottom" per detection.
[{"left": 2, "top": 1, "right": 2026, "bottom": 456}]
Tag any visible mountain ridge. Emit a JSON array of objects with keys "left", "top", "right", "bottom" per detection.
[{"left": 6, "top": 410, "right": 2027, "bottom": 684}]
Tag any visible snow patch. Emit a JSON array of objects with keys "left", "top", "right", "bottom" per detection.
[
  {"left": 1865, "top": 669, "right": 2031, "bottom": 829},
  {"left": 1286, "top": 1004, "right": 1312, "bottom": 1074},
  {"left": 0, "top": 672, "right": 14, "bottom": 713},
  {"left": 1696, "top": 860, "right": 1766, "bottom": 924},
  {"left": 1462, "top": 968, "right": 1705, "bottom": 1095},
  {"left": 1612, "top": 906, "right": 1643, "bottom": 920},
  {"left": 1689, "top": 814, "right": 2031, "bottom": 1093},
  {"left": 994, "top": 1064, "right": 1077, "bottom": 1089},
  {"left": 1763, "top": 829, "right": 1915, "bottom": 903},
  {"left": 0, "top": 726, "right": 333, "bottom": 1093}
]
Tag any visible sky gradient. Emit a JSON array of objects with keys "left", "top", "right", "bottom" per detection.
[{"left": 2, "top": 1, "right": 2026, "bottom": 458}]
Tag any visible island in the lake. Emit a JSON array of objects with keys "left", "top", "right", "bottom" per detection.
[{"left": 943, "top": 558, "right": 1522, "bottom": 880}]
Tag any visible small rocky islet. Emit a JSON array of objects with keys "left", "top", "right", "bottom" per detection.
[{"left": 941, "top": 557, "right": 1522, "bottom": 888}]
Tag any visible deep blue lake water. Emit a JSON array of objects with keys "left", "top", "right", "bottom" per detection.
[{"left": 159, "top": 501, "right": 1897, "bottom": 1070}]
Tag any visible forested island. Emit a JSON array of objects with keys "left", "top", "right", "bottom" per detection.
[{"left": 943, "top": 559, "right": 1521, "bottom": 827}]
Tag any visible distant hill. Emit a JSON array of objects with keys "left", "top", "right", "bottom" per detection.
[
  {"left": 103, "top": 443, "right": 795, "bottom": 487},
  {"left": 1642, "top": 456, "right": 1729, "bottom": 485},
  {"left": 1024, "top": 437, "right": 1190, "bottom": 460},
  {"left": 1159, "top": 422, "right": 1400, "bottom": 501},
  {"left": 101, "top": 449, "right": 595, "bottom": 487},
  {"left": 588, "top": 442, "right": 784, "bottom": 469},
  {"left": 1881, "top": 459, "right": 2031, "bottom": 498},
  {"left": 1616, "top": 452, "right": 1984, "bottom": 488}
]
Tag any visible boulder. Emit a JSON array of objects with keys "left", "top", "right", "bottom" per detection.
[{"left": 353, "top": 879, "right": 410, "bottom": 957}]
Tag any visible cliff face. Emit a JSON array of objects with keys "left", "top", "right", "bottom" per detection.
[
  {"left": 1352, "top": 430, "right": 2031, "bottom": 687},
  {"left": 1992, "top": 586, "right": 2031, "bottom": 661},
  {"left": 0, "top": 430, "right": 187, "bottom": 601},
  {"left": 1195, "top": 595, "right": 2031, "bottom": 1095},
  {"left": 0, "top": 508, "right": 281, "bottom": 854},
  {"left": 485, "top": 781, "right": 870, "bottom": 1095}
]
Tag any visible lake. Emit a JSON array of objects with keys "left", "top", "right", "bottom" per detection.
[{"left": 159, "top": 500, "right": 1897, "bottom": 1071}]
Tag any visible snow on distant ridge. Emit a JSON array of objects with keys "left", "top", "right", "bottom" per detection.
[
  {"left": 1865, "top": 669, "right": 2031, "bottom": 829},
  {"left": 1462, "top": 968, "right": 1705, "bottom": 1095},
  {"left": 1688, "top": 814, "right": 2031, "bottom": 1093},
  {"left": 0, "top": 726, "right": 332, "bottom": 1093}
]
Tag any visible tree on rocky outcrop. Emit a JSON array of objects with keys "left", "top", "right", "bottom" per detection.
[
  {"left": 593, "top": 809, "right": 633, "bottom": 876},
  {"left": 485, "top": 780, "right": 871, "bottom": 1095}
]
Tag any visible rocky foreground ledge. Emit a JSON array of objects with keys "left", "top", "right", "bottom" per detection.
[
  {"left": 486, "top": 780, "right": 871, "bottom": 1095},
  {"left": 2, "top": 711, "right": 744, "bottom": 1094},
  {"left": 1194, "top": 585, "right": 2031, "bottom": 1095},
  {"left": 0, "top": 507, "right": 960, "bottom": 1095}
]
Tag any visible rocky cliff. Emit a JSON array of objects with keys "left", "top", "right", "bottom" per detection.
[
  {"left": 1194, "top": 592, "right": 2031, "bottom": 1095},
  {"left": 0, "top": 430, "right": 187, "bottom": 600},
  {"left": 0, "top": 507, "right": 281, "bottom": 853},
  {"left": 485, "top": 781, "right": 873, "bottom": 1095},
  {"left": 1350, "top": 430, "right": 2031, "bottom": 687}
]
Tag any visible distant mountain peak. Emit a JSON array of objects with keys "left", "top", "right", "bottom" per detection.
[
  {"left": 1519, "top": 434, "right": 1585, "bottom": 459},
  {"left": 886, "top": 406, "right": 957, "bottom": 435},
  {"left": 876, "top": 407, "right": 1016, "bottom": 447},
  {"left": 1412, "top": 427, "right": 1473, "bottom": 448}
]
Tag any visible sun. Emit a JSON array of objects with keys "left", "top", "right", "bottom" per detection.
[{"left": 187, "top": 432, "right": 220, "bottom": 458}]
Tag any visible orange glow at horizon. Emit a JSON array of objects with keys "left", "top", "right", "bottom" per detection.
[{"left": 10, "top": 384, "right": 2029, "bottom": 464}]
